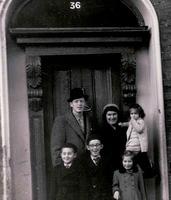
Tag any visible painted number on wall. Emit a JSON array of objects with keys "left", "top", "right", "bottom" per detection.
[{"left": 70, "top": 2, "right": 81, "bottom": 9}]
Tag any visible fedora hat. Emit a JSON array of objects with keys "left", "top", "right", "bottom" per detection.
[{"left": 67, "top": 88, "right": 88, "bottom": 102}]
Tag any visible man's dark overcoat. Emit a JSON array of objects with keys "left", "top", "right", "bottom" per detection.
[{"left": 51, "top": 111, "right": 92, "bottom": 166}]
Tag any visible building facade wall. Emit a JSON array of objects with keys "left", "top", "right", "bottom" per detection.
[
  {"left": 154, "top": 0, "right": 171, "bottom": 198},
  {"left": 0, "top": 0, "right": 171, "bottom": 199},
  {"left": 0, "top": 110, "right": 3, "bottom": 199}
]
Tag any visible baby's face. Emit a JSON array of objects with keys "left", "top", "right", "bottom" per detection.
[
  {"left": 87, "top": 139, "right": 103, "bottom": 157},
  {"left": 61, "top": 147, "right": 76, "bottom": 165},
  {"left": 122, "top": 156, "right": 133, "bottom": 170}
]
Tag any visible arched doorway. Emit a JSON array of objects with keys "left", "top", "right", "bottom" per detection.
[{"left": 0, "top": 0, "right": 168, "bottom": 200}]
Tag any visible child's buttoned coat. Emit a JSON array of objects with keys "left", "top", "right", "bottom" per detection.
[
  {"left": 54, "top": 160, "right": 87, "bottom": 200},
  {"left": 113, "top": 170, "right": 146, "bottom": 200}
]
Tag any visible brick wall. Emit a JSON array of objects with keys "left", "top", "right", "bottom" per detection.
[{"left": 151, "top": 0, "right": 171, "bottom": 198}]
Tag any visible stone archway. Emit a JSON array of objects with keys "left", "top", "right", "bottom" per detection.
[{"left": 0, "top": 1, "right": 169, "bottom": 200}]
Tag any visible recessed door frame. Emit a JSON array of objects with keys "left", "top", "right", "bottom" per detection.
[{"left": 25, "top": 37, "right": 137, "bottom": 199}]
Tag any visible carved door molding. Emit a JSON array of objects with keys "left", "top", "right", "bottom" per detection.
[
  {"left": 121, "top": 51, "right": 136, "bottom": 106},
  {"left": 26, "top": 56, "right": 47, "bottom": 200}
]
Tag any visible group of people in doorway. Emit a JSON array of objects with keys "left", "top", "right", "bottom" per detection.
[{"left": 51, "top": 88, "right": 157, "bottom": 200}]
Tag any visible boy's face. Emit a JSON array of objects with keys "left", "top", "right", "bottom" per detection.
[
  {"left": 87, "top": 139, "right": 103, "bottom": 157},
  {"left": 70, "top": 98, "right": 86, "bottom": 113},
  {"left": 61, "top": 147, "right": 77, "bottom": 165}
]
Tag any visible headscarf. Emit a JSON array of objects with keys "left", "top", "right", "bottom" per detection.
[{"left": 102, "top": 103, "right": 120, "bottom": 125}]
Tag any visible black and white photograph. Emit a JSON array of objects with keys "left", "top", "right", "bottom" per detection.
[{"left": 0, "top": 0, "right": 170, "bottom": 199}]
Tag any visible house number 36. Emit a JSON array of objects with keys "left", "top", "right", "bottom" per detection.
[{"left": 70, "top": 2, "right": 81, "bottom": 9}]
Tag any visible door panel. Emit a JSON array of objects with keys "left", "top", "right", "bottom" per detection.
[
  {"left": 41, "top": 54, "right": 122, "bottom": 199},
  {"left": 43, "top": 54, "right": 121, "bottom": 117},
  {"left": 53, "top": 70, "right": 71, "bottom": 116}
]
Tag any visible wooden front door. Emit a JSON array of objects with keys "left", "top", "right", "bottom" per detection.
[{"left": 41, "top": 53, "right": 122, "bottom": 199}]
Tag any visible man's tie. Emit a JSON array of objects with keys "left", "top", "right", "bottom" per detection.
[
  {"left": 93, "top": 157, "right": 100, "bottom": 166},
  {"left": 78, "top": 118, "right": 84, "bottom": 132}
]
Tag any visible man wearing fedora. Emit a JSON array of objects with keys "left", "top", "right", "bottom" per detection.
[{"left": 51, "top": 88, "right": 93, "bottom": 167}]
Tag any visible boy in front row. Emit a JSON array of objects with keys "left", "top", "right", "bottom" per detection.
[
  {"left": 80, "top": 134, "right": 113, "bottom": 200},
  {"left": 54, "top": 143, "right": 87, "bottom": 200}
]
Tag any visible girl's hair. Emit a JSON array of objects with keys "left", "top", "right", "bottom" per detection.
[
  {"left": 119, "top": 150, "right": 138, "bottom": 173},
  {"left": 129, "top": 103, "right": 145, "bottom": 118}
]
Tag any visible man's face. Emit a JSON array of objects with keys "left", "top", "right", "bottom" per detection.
[
  {"left": 70, "top": 98, "right": 86, "bottom": 113},
  {"left": 87, "top": 139, "right": 103, "bottom": 157},
  {"left": 61, "top": 147, "right": 77, "bottom": 165},
  {"left": 106, "top": 111, "right": 118, "bottom": 125}
]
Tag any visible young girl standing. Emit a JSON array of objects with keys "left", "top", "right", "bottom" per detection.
[
  {"left": 112, "top": 151, "right": 146, "bottom": 200},
  {"left": 125, "top": 103, "right": 155, "bottom": 178}
]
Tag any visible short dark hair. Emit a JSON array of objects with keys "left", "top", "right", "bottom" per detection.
[
  {"left": 129, "top": 103, "right": 145, "bottom": 118},
  {"left": 61, "top": 143, "right": 78, "bottom": 153},
  {"left": 86, "top": 133, "right": 102, "bottom": 145}
]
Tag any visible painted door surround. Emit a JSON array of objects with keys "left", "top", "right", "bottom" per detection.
[
  {"left": 21, "top": 28, "right": 141, "bottom": 200},
  {"left": 0, "top": 1, "right": 169, "bottom": 200}
]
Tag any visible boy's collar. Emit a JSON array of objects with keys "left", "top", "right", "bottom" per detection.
[
  {"left": 91, "top": 155, "right": 101, "bottom": 160},
  {"left": 64, "top": 163, "right": 72, "bottom": 168}
]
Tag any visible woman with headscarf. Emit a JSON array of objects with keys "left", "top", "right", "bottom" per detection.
[{"left": 100, "top": 104, "right": 127, "bottom": 171}]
